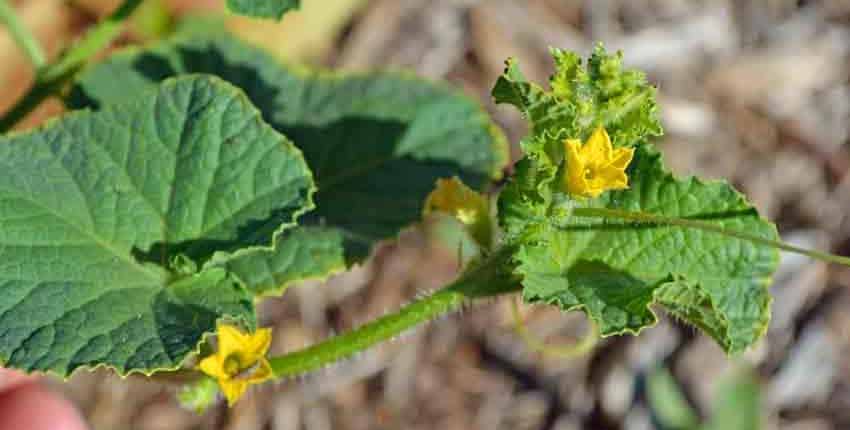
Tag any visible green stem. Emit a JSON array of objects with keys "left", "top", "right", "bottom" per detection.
[
  {"left": 0, "top": 0, "right": 143, "bottom": 131},
  {"left": 270, "top": 288, "right": 465, "bottom": 377},
  {"left": 41, "top": 0, "right": 143, "bottom": 83},
  {"left": 0, "top": 0, "right": 46, "bottom": 69},
  {"left": 269, "top": 248, "right": 520, "bottom": 378},
  {"left": 573, "top": 207, "right": 850, "bottom": 267}
]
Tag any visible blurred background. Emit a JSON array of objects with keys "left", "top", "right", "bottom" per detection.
[{"left": 2, "top": 0, "right": 850, "bottom": 429}]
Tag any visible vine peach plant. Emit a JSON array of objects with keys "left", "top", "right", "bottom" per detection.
[{"left": 0, "top": 0, "right": 847, "bottom": 410}]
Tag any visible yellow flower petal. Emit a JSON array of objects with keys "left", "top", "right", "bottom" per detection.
[
  {"left": 564, "top": 139, "right": 588, "bottom": 196},
  {"left": 197, "top": 324, "right": 275, "bottom": 407},
  {"left": 220, "top": 379, "right": 249, "bottom": 406},
  {"left": 198, "top": 354, "right": 228, "bottom": 380},
  {"left": 424, "top": 177, "right": 487, "bottom": 222},
  {"left": 246, "top": 358, "right": 273, "bottom": 384},
  {"left": 580, "top": 126, "right": 612, "bottom": 162},
  {"left": 562, "top": 126, "right": 634, "bottom": 198},
  {"left": 423, "top": 177, "right": 492, "bottom": 248},
  {"left": 609, "top": 147, "right": 634, "bottom": 170},
  {"left": 216, "top": 323, "right": 248, "bottom": 357},
  {"left": 243, "top": 328, "right": 272, "bottom": 358},
  {"left": 582, "top": 183, "right": 606, "bottom": 198},
  {"left": 596, "top": 166, "right": 629, "bottom": 189}
]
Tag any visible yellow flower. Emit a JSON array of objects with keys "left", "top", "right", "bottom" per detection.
[
  {"left": 423, "top": 177, "right": 492, "bottom": 248},
  {"left": 564, "top": 126, "right": 634, "bottom": 198},
  {"left": 198, "top": 323, "right": 273, "bottom": 406}
]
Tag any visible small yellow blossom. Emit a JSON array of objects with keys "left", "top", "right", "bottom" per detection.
[
  {"left": 563, "top": 126, "right": 634, "bottom": 198},
  {"left": 198, "top": 323, "right": 273, "bottom": 406},
  {"left": 424, "top": 177, "right": 492, "bottom": 248}
]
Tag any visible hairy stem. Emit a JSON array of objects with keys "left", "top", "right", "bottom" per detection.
[
  {"left": 269, "top": 248, "right": 520, "bottom": 378},
  {"left": 573, "top": 207, "right": 850, "bottom": 267},
  {"left": 0, "top": 0, "right": 46, "bottom": 69},
  {"left": 0, "top": 0, "right": 143, "bottom": 131}
]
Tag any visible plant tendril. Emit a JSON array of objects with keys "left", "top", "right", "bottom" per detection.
[{"left": 510, "top": 298, "right": 598, "bottom": 359}]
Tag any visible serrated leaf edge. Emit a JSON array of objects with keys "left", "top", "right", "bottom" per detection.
[
  {"left": 517, "top": 144, "right": 778, "bottom": 353},
  {"left": 3, "top": 74, "right": 312, "bottom": 377}
]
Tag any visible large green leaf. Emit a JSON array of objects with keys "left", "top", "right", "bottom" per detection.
[
  {"left": 495, "top": 47, "right": 778, "bottom": 353},
  {"left": 226, "top": 0, "right": 299, "bottom": 20},
  {"left": 516, "top": 146, "right": 778, "bottom": 353},
  {"left": 70, "top": 32, "right": 508, "bottom": 296},
  {"left": 0, "top": 76, "right": 314, "bottom": 375}
]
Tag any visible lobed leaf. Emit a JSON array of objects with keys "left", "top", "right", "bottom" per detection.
[
  {"left": 496, "top": 47, "right": 778, "bottom": 353},
  {"left": 0, "top": 76, "right": 314, "bottom": 375},
  {"left": 70, "top": 32, "right": 508, "bottom": 296},
  {"left": 516, "top": 146, "right": 778, "bottom": 352}
]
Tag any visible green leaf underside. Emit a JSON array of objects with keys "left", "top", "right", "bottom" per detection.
[
  {"left": 0, "top": 76, "right": 314, "bottom": 375},
  {"left": 226, "top": 0, "right": 299, "bottom": 19},
  {"left": 70, "top": 32, "right": 507, "bottom": 295},
  {"left": 495, "top": 47, "right": 778, "bottom": 353}
]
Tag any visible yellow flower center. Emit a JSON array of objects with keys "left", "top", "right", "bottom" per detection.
[{"left": 223, "top": 354, "right": 242, "bottom": 377}]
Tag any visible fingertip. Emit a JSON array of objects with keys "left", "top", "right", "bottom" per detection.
[
  {"left": 0, "top": 369, "right": 35, "bottom": 393},
  {"left": 0, "top": 383, "right": 87, "bottom": 430}
]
